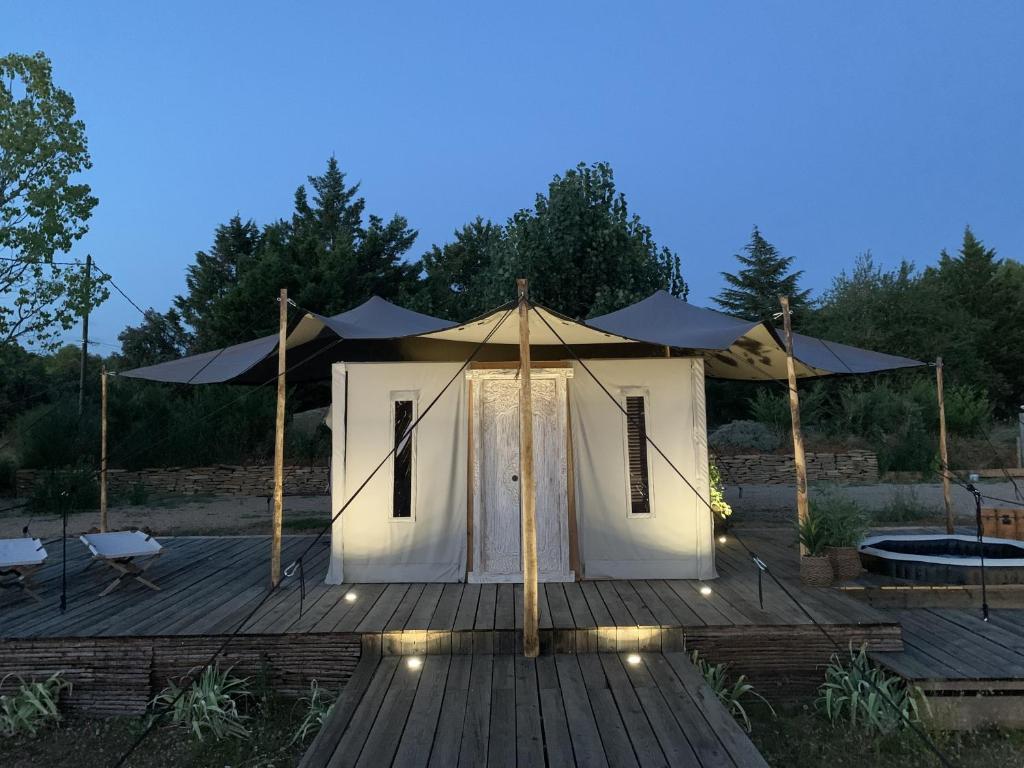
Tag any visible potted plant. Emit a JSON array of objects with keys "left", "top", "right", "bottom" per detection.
[
  {"left": 798, "top": 508, "right": 834, "bottom": 586},
  {"left": 815, "top": 490, "right": 869, "bottom": 582}
]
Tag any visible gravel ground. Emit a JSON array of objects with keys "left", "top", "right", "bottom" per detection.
[
  {"left": 0, "top": 494, "right": 331, "bottom": 539},
  {"left": 3, "top": 479, "right": 1022, "bottom": 538},
  {"left": 726, "top": 480, "right": 1024, "bottom": 524}
]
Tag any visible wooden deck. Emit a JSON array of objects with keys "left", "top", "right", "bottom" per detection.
[
  {"left": 0, "top": 531, "right": 895, "bottom": 642},
  {"left": 872, "top": 607, "right": 1024, "bottom": 692},
  {"left": 299, "top": 651, "right": 769, "bottom": 768},
  {"left": 0, "top": 531, "right": 902, "bottom": 713}
]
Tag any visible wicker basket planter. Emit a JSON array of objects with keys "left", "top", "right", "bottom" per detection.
[
  {"left": 826, "top": 546, "right": 862, "bottom": 581},
  {"left": 800, "top": 555, "right": 834, "bottom": 587}
]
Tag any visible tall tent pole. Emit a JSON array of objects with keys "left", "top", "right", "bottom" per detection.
[
  {"left": 100, "top": 366, "right": 108, "bottom": 532},
  {"left": 517, "top": 278, "right": 540, "bottom": 658},
  {"left": 780, "top": 296, "right": 809, "bottom": 554},
  {"left": 271, "top": 288, "right": 287, "bottom": 588},
  {"left": 936, "top": 357, "right": 954, "bottom": 534}
]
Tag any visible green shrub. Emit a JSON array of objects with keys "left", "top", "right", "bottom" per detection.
[
  {"left": 292, "top": 680, "right": 335, "bottom": 744},
  {"left": 710, "top": 461, "right": 732, "bottom": 522},
  {"left": 690, "top": 650, "right": 773, "bottom": 732},
  {"left": 748, "top": 389, "right": 791, "bottom": 434},
  {"left": 710, "top": 420, "right": 781, "bottom": 453},
  {"left": 0, "top": 456, "right": 15, "bottom": 496},
  {"left": 798, "top": 507, "right": 830, "bottom": 556},
  {"left": 813, "top": 488, "right": 869, "bottom": 548},
  {"left": 874, "top": 488, "right": 936, "bottom": 523},
  {"left": 29, "top": 466, "right": 99, "bottom": 514},
  {"left": 151, "top": 665, "right": 252, "bottom": 742},
  {"left": 0, "top": 672, "right": 72, "bottom": 738},
  {"left": 817, "top": 644, "right": 924, "bottom": 735},
  {"left": 124, "top": 481, "right": 150, "bottom": 506},
  {"left": 12, "top": 398, "right": 99, "bottom": 470},
  {"left": 944, "top": 384, "right": 993, "bottom": 437}
]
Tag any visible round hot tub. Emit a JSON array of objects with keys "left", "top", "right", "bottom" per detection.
[{"left": 859, "top": 534, "right": 1024, "bottom": 585}]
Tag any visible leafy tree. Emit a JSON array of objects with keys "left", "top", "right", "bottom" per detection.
[
  {"left": 173, "top": 215, "right": 260, "bottom": 351},
  {"left": 411, "top": 217, "right": 507, "bottom": 320},
  {"left": 414, "top": 162, "right": 685, "bottom": 320},
  {"left": 116, "top": 308, "right": 189, "bottom": 369},
  {"left": 0, "top": 52, "right": 104, "bottom": 349},
  {"left": 122, "top": 157, "right": 421, "bottom": 355},
  {"left": 715, "top": 227, "right": 809, "bottom": 323}
]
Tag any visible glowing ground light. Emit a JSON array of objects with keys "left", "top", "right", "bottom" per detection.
[
  {"left": 627, "top": 654, "right": 642, "bottom": 665},
  {"left": 407, "top": 657, "right": 423, "bottom": 670},
  {"left": 699, "top": 585, "right": 713, "bottom": 596},
  {"left": 344, "top": 592, "right": 357, "bottom": 602},
  {"left": 718, "top": 535, "right": 728, "bottom": 544}
]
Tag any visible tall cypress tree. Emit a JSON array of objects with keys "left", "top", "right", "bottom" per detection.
[{"left": 715, "top": 226, "right": 810, "bottom": 322}]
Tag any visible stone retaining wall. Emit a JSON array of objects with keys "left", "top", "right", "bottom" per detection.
[
  {"left": 15, "top": 464, "right": 329, "bottom": 497},
  {"left": 714, "top": 450, "right": 878, "bottom": 485}
]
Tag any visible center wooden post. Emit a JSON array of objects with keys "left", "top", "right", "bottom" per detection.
[
  {"left": 936, "top": 357, "right": 954, "bottom": 534},
  {"left": 517, "top": 278, "right": 540, "bottom": 658},
  {"left": 271, "top": 287, "right": 288, "bottom": 588},
  {"left": 779, "top": 296, "right": 809, "bottom": 554}
]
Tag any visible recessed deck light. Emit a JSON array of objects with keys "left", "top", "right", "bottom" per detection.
[
  {"left": 718, "top": 535, "right": 728, "bottom": 544},
  {"left": 699, "top": 585, "right": 713, "bottom": 596},
  {"left": 627, "top": 654, "right": 641, "bottom": 665},
  {"left": 344, "top": 592, "right": 357, "bottom": 602},
  {"left": 407, "top": 657, "right": 422, "bottom": 670}
]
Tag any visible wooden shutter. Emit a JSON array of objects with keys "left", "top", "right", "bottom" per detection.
[{"left": 625, "top": 396, "right": 650, "bottom": 515}]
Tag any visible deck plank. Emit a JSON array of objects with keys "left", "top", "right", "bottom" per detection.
[
  {"left": 392, "top": 655, "right": 451, "bottom": 768},
  {"left": 458, "top": 653, "right": 493, "bottom": 768},
  {"left": 426, "top": 654, "right": 472, "bottom": 767}
]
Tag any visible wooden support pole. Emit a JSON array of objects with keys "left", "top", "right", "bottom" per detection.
[
  {"left": 99, "top": 366, "right": 108, "bottom": 532},
  {"left": 779, "top": 296, "right": 809, "bottom": 554},
  {"left": 936, "top": 357, "right": 954, "bottom": 534},
  {"left": 517, "top": 278, "right": 540, "bottom": 658},
  {"left": 271, "top": 287, "right": 288, "bottom": 588}
]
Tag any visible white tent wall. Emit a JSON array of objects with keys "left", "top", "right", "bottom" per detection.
[
  {"left": 329, "top": 361, "right": 469, "bottom": 583},
  {"left": 324, "top": 356, "right": 715, "bottom": 584},
  {"left": 570, "top": 357, "right": 716, "bottom": 580}
]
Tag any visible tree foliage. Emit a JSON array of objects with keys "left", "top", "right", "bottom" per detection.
[
  {"left": 413, "top": 162, "right": 686, "bottom": 321},
  {"left": 715, "top": 226, "right": 810, "bottom": 323},
  {"left": 808, "top": 227, "right": 1024, "bottom": 414},
  {"left": 0, "top": 52, "right": 103, "bottom": 349}
]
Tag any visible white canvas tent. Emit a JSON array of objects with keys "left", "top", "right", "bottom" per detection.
[{"left": 119, "top": 291, "right": 924, "bottom": 586}]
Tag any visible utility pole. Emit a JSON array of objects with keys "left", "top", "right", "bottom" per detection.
[{"left": 78, "top": 254, "right": 92, "bottom": 417}]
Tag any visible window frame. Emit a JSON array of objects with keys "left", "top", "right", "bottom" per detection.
[
  {"left": 620, "top": 387, "right": 655, "bottom": 518},
  {"left": 389, "top": 390, "right": 419, "bottom": 522}
]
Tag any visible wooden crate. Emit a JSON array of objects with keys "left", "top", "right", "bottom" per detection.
[{"left": 981, "top": 507, "right": 1024, "bottom": 539}]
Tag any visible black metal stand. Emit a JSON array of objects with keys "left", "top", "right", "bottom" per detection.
[
  {"left": 967, "top": 483, "right": 989, "bottom": 622},
  {"left": 60, "top": 492, "right": 68, "bottom": 613}
]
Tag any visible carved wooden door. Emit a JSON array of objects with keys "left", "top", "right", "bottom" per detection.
[{"left": 472, "top": 370, "right": 572, "bottom": 581}]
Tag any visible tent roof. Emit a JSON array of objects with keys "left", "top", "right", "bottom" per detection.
[
  {"left": 417, "top": 305, "right": 638, "bottom": 347},
  {"left": 587, "top": 290, "right": 924, "bottom": 379},
  {"left": 118, "top": 296, "right": 456, "bottom": 385},
  {"left": 118, "top": 291, "right": 925, "bottom": 384}
]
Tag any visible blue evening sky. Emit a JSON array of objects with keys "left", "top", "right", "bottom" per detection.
[{"left": 7, "top": 1, "right": 1023, "bottom": 350}]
